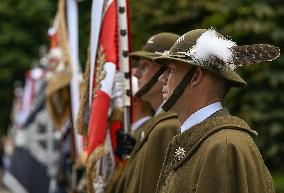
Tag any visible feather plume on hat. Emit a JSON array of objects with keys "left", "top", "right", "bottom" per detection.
[{"left": 180, "top": 29, "right": 280, "bottom": 71}]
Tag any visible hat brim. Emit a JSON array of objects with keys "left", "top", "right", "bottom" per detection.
[
  {"left": 130, "top": 50, "right": 161, "bottom": 67},
  {"left": 154, "top": 55, "right": 247, "bottom": 88}
]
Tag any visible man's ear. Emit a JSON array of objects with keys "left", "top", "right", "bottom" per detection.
[{"left": 189, "top": 67, "right": 203, "bottom": 88}]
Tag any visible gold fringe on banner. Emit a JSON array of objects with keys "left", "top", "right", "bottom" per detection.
[
  {"left": 45, "top": 0, "right": 73, "bottom": 129},
  {"left": 105, "top": 162, "right": 124, "bottom": 193},
  {"left": 102, "top": 109, "right": 125, "bottom": 193},
  {"left": 58, "top": 0, "right": 72, "bottom": 69},
  {"left": 87, "top": 142, "right": 109, "bottom": 193},
  {"left": 53, "top": 0, "right": 91, "bottom": 135},
  {"left": 46, "top": 71, "right": 72, "bottom": 129},
  {"left": 76, "top": 46, "right": 91, "bottom": 135}
]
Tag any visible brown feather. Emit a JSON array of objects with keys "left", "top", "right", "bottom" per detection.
[{"left": 232, "top": 44, "right": 280, "bottom": 66}]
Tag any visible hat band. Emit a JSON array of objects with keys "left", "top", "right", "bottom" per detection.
[
  {"left": 135, "top": 67, "right": 166, "bottom": 98},
  {"left": 162, "top": 66, "right": 196, "bottom": 112}
]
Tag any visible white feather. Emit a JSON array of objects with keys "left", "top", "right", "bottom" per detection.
[{"left": 188, "top": 29, "right": 237, "bottom": 70}]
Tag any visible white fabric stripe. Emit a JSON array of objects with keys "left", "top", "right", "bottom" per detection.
[
  {"left": 67, "top": 0, "right": 83, "bottom": 155},
  {"left": 117, "top": 0, "right": 131, "bottom": 106},
  {"left": 3, "top": 172, "right": 29, "bottom": 193},
  {"left": 89, "top": 0, "right": 104, "bottom": 107},
  {"left": 100, "top": 62, "right": 116, "bottom": 96},
  {"left": 117, "top": 0, "right": 132, "bottom": 133}
]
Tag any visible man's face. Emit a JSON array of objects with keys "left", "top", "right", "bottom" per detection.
[
  {"left": 133, "top": 58, "right": 162, "bottom": 100},
  {"left": 159, "top": 62, "right": 191, "bottom": 105}
]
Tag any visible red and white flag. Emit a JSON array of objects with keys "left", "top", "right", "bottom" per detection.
[{"left": 77, "top": 0, "right": 132, "bottom": 192}]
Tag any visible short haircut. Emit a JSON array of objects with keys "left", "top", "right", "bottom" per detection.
[{"left": 207, "top": 70, "right": 230, "bottom": 100}]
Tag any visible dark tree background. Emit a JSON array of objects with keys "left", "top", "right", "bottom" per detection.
[
  {"left": 0, "top": 0, "right": 283, "bottom": 190},
  {"left": 0, "top": 0, "right": 91, "bottom": 135},
  {"left": 0, "top": 0, "right": 56, "bottom": 134}
]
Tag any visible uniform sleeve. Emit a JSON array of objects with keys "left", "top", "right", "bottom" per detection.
[
  {"left": 195, "top": 129, "right": 275, "bottom": 193},
  {"left": 139, "top": 118, "right": 179, "bottom": 193}
]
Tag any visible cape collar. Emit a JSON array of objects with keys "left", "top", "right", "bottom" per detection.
[
  {"left": 180, "top": 102, "right": 223, "bottom": 133},
  {"left": 131, "top": 116, "right": 152, "bottom": 132},
  {"left": 130, "top": 111, "right": 178, "bottom": 158},
  {"left": 157, "top": 109, "right": 257, "bottom": 190}
]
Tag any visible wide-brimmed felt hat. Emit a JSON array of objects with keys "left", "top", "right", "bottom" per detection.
[
  {"left": 130, "top": 32, "right": 180, "bottom": 65},
  {"left": 130, "top": 32, "right": 180, "bottom": 97},
  {"left": 154, "top": 29, "right": 280, "bottom": 87},
  {"left": 154, "top": 28, "right": 280, "bottom": 111}
]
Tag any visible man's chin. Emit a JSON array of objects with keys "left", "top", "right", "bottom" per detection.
[
  {"left": 162, "top": 93, "right": 168, "bottom": 101},
  {"left": 138, "top": 82, "right": 144, "bottom": 90}
]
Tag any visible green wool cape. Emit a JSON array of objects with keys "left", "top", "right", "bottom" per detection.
[
  {"left": 114, "top": 111, "right": 180, "bottom": 193},
  {"left": 156, "top": 110, "right": 275, "bottom": 193}
]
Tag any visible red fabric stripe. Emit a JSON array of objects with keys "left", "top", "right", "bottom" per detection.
[
  {"left": 110, "top": 120, "right": 122, "bottom": 165},
  {"left": 99, "top": 0, "right": 118, "bottom": 68},
  {"left": 86, "top": 90, "right": 110, "bottom": 156}
]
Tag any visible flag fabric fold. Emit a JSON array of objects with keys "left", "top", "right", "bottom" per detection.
[
  {"left": 75, "top": 0, "right": 131, "bottom": 192},
  {"left": 85, "top": 1, "right": 119, "bottom": 192}
]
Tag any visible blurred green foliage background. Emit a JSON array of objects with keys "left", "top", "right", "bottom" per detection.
[{"left": 0, "top": 0, "right": 283, "bottom": 191}]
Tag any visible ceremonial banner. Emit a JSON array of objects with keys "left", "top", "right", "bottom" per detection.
[
  {"left": 66, "top": 0, "right": 83, "bottom": 155},
  {"left": 46, "top": 0, "right": 83, "bottom": 158},
  {"left": 76, "top": 0, "right": 132, "bottom": 192},
  {"left": 16, "top": 68, "right": 45, "bottom": 127},
  {"left": 86, "top": 1, "right": 118, "bottom": 192},
  {"left": 4, "top": 71, "right": 58, "bottom": 193}
]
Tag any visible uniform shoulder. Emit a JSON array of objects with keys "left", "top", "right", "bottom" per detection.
[
  {"left": 158, "top": 111, "right": 178, "bottom": 121},
  {"left": 147, "top": 112, "right": 180, "bottom": 140},
  {"left": 153, "top": 112, "right": 180, "bottom": 132},
  {"left": 202, "top": 128, "right": 257, "bottom": 154}
]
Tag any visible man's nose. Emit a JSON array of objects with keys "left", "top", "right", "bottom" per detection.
[
  {"left": 159, "top": 71, "right": 168, "bottom": 84},
  {"left": 133, "top": 68, "right": 140, "bottom": 78}
]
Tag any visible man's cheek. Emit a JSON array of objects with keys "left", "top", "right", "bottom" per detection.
[
  {"left": 167, "top": 79, "right": 175, "bottom": 93},
  {"left": 169, "top": 88, "right": 174, "bottom": 96}
]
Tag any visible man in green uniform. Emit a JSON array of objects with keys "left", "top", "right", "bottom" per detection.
[
  {"left": 130, "top": 75, "right": 154, "bottom": 139},
  {"left": 115, "top": 75, "right": 153, "bottom": 158},
  {"left": 155, "top": 29, "right": 280, "bottom": 193},
  {"left": 113, "top": 32, "right": 181, "bottom": 193}
]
